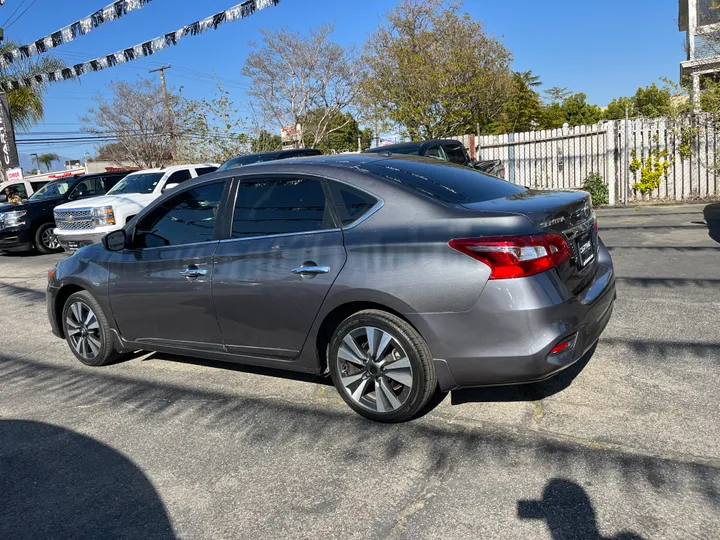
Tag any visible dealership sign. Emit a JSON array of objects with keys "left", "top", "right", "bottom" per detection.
[{"left": 0, "top": 93, "right": 19, "bottom": 171}]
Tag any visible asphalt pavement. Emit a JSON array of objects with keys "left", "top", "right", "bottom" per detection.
[{"left": 1, "top": 203, "right": 719, "bottom": 539}]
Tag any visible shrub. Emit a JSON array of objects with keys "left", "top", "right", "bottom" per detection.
[{"left": 582, "top": 172, "right": 609, "bottom": 206}]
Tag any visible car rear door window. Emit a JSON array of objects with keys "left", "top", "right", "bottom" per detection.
[
  {"left": 327, "top": 182, "right": 378, "bottom": 227},
  {"left": 443, "top": 143, "right": 468, "bottom": 165},
  {"left": 231, "top": 178, "right": 335, "bottom": 238},
  {"left": 134, "top": 182, "right": 226, "bottom": 248}
]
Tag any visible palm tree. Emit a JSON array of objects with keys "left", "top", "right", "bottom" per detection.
[
  {"left": 0, "top": 41, "right": 65, "bottom": 131},
  {"left": 38, "top": 152, "right": 59, "bottom": 173}
]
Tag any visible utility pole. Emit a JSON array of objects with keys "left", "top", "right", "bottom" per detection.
[{"left": 149, "top": 65, "right": 174, "bottom": 161}]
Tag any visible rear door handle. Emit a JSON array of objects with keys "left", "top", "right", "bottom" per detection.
[
  {"left": 179, "top": 267, "right": 207, "bottom": 278},
  {"left": 292, "top": 265, "right": 330, "bottom": 275}
]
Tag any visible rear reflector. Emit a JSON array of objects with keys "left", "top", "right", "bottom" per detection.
[
  {"left": 550, "top": 340, "right": 571, "bottom": 355},
  {"left": 449, "top": 234, "right": 571, "bottom": 279}
]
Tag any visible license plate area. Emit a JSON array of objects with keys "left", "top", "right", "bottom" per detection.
[{"left": 576, "top": 232, "right": 595, "bottom": 267}]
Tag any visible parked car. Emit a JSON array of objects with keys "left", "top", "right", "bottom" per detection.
[
  {"left": 0, "top": 171, "right": 131, "bottom": 254},
  {"left": 53, "top": 163, "right": 218, "bottom": 253},
  {"left": 217, "top": 148, "right": 322, "bottom": 171},
  {"left": 47, "top": 154, "right": 615, "bottom": 422},
  {"left": 0, "top": 178, "right": 50, "bottom": 203},
  {"left": 363, "top": 139, "right": 505, "bottom": 178}
]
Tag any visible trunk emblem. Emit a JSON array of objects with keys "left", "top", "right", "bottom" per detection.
[{"left": 540, "top": 217, "right": 565, "bottom": 228}]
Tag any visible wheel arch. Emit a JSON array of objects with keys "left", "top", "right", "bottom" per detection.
[
  {"left": 314, "top": 301, "right": 421, "bottom": 374},
  {"left": 54, "top": 284, "right": 86, "bottom": 339}
]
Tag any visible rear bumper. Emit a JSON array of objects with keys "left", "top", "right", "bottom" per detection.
[
  {"left": 0, "top": 226, "right": 33, "bottom": 252},
  {"left": 418, "top": 243, "right": 616, "bottom": 392}
]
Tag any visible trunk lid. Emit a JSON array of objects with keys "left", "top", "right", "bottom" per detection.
[{"left": 462, "top": 190, "right": 598, "bottom": 293}]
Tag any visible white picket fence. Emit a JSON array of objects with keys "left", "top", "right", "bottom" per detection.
[{"left": 456, "top": 116, "right": 720, "bottom": 206}]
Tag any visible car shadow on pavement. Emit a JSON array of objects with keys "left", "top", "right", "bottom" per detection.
[
  {"left": 0, "top": 420, "right": 175, "bottom": 539},
  {"left": 703, "top": 202, "right": 720, "bottom": 243},
  {"left": 518, "top": 478, "right": 643, "bottom": 540},
  {"left": 450, "top": 343, "right": 597, "bottom": 405},
  {"left": 0, "top": 280, "right": 47, "bottom": 301}
]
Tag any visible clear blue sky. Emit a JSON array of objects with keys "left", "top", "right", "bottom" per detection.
[{"left": 4, "top": 0, "right": 683, "bottom": 160}]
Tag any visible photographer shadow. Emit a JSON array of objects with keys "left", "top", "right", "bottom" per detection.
[{"left": 518, "top": 478, "right": 643, "bottom": 540}]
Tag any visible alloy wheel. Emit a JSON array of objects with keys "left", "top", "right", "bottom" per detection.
[
  {"left": 336, "top": 326, "right": 413, "bottom": 413},
  {"left": 66, "top": 301, "right": 102, "bottom": 361},
  {"left": 42, "top": 228, "right": 60, "bottom": 250}
]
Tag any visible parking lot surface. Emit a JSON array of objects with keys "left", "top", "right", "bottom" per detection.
[{"left": 1, "top": 203, "right": 719, "bottom": 539}]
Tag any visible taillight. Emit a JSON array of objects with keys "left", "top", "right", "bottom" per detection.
[{"left": 448, "top": 234, "right": 571, "bottom": 279}]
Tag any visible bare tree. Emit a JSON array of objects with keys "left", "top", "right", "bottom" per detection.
[
  {"left": 80, "top": 78, "right": 181, "bottom": 168},
  {"left": 243, "top": 24, "right": 361, "bottom": 149}
]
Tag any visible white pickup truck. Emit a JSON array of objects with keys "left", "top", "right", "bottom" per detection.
[{"left": 53, "top": 163, "right": 218, "bottom": 252}]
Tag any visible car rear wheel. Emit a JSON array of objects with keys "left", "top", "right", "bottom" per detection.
[
  {"left": 35, "top": 223, "right": 61, "bottom": 254},
  {"left": 62, "top": 291, "right": 120, "bottom": 366},
  {"left": 328, "top": 310, "right": 437, "bottom": 423}
]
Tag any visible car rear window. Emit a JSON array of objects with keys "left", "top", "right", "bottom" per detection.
[{"left": 363, "top": 159, "right": 525, "bottom": 204}]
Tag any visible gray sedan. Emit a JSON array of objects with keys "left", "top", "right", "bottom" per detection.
[{"left": 47, "top": 154, "right": 615, "bottom": 422}]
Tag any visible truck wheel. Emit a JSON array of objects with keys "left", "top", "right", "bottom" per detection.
[{"left": 35, "top": 223, "right": 62, "bottom": 254}]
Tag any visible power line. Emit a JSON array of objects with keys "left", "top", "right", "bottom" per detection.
[
  {"left": 6, "top": 0, "right": 38, "bottom": 30},
  {"left": 1, "top": 0, "right": 28, "bottom": 27}
]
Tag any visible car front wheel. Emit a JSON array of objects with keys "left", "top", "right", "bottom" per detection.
[
  {"left": 35, "top": 223, "right": 61, "bottom": 254},
  {"left": 62, "top": 291, "right": 119, "bottom": 366},
  {"left": 329, "top": 310, "right": 437, "bottom": 423}
]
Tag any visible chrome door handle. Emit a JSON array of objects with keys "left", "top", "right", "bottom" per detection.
[
  {"left": 292, "top": 265, "right": 330, "bottom": 275},
  {"left": 179, "top": 268, "right": 207, "bottom": 278}
]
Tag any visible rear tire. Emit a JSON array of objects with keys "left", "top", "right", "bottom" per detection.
[
  {"left": 62, "top": 291, "right": 120, "bottom": 366},
  {"left": 328, "top": 309, "right": 437, "bottom": 423},
  {"left": 35, "top": 223, "right": 61, "bottom": 254}
]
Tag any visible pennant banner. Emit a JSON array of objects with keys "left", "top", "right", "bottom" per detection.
[
  {"left": 0, "top": 0, "right": 154, "bottom": 69},
  {"left": 0, "top": 0, "right": 280, "bottom": 91}
]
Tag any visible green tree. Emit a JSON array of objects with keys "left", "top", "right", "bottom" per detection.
[
  {"left": 0, "top": 41, "right": 65, "bottom": 131},
  {"left": 363, "top": 0, "right": 513, "bottom": 139},
  {"left": 632, "top": 83, "right": 673, "bottom": 117},
  {"left": 544, "top": 86, "right": 571, "bottom": 104},
  {"left": 251, "top": 130, "right": 282, "bottom": 153},
  {"left": 562, "top": 93, "right": 602, "bottom": 126},
  {"left": 489, "top": 70, "right": 543, "bottom": 133},
  {"left": 603, "top": 96, "right": 634, "bottom": 120},
  {"left": 539, "top": 102, "right": 566, "bottom": 129},
  {"left": 37, "top": 153, "right": 59, "bottom": 173},
  {"left": 304, "top": 110, "right": 371, "bottom": 152}
]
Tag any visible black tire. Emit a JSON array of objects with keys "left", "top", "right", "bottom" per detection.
[
  {"left": 61, "top": 290, "right": 120, "bottom": 366},
  {"left": 35, "top": 223, "right": 62, "bottom": 254},
  {"left": 328, "top": 309, "right": 437, "bottom": 423}
]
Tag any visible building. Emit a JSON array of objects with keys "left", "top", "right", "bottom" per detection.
[{"left": 680, "top": 0, "right": 720, "bottom": 109}]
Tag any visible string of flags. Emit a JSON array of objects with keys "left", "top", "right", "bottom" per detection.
[
  {"left": 0, "top": 0, "right": 154, "bottom": 69},
  {"left": 0, "top": 0, "right": 280, "bottom": 91}
]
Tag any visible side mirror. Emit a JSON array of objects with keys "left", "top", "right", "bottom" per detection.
[
  {"left": 103, "top": 230, "right": 126, "bottom": 252},
  {"left": 163, "top": 183, "right": 179, "bottom": 193}
]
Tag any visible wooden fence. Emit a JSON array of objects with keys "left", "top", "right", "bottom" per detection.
[{"left": 456, "top": 116, "right": 720, "bottom": 206}]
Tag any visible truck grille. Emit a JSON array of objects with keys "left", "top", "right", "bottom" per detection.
[{"left": 55, "top": 208, "right": 93, "bottom": 231}]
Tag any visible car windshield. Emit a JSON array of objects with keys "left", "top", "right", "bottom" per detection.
[
  {"left": 107, "top": 173, "right": 164, "bottom": 195},
  {"left": 29, "top": 180, "right": 72, "bottom": 201},
  {"left": 217, "top": 154, "right": 277, "bottom": 171}
]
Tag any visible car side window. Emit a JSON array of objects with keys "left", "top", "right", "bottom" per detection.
[
  {"left": 443, "top": 143, "right": 468, "bottom": 165},
  {"left": 134, "top": 182, "right": 226, "bottom": 249},
  {"left": 424, "top": 145, "right": 446, "bottom": 161},
  {"left": 231, "top": 178, "right": 335, "bottom": 238},
  {"left": 13, "top": 183, "right": 28, "bottom": 199},
  {"left": 30, "top": 181, "right": 49, "bottom": 192},
  {"left": 100, "top": 176, "right": 121, "bottom": 192},
  {"left": 327, "top": 181, "right": 378, "bottom": 227},
  {"left": 195, "top": 167, "right": 218, "bottom": 176},
  {"left": 70, "top": 178, "right": 100, "bottom": 199}
]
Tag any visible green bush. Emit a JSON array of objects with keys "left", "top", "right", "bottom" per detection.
[{"left": 582, "top": 172, "right": 609, "bottom": 206}]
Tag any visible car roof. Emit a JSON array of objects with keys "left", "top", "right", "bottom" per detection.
[
  {"left": 162, "top": 163, "right": 218, "bottom": 172},
  {"left": 363, "top": 139, "right": 462, "bottom": 154}
]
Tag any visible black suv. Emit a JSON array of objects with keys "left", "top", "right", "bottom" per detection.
[
  {"left": 217, "top": 148, "right": 323, "bottom": 171},
  {"left": 0, "top": 171, "right": 130, "bottom": 254},
  {"left": 363, "top": 139, "right": 505, "bottom": 179}
]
